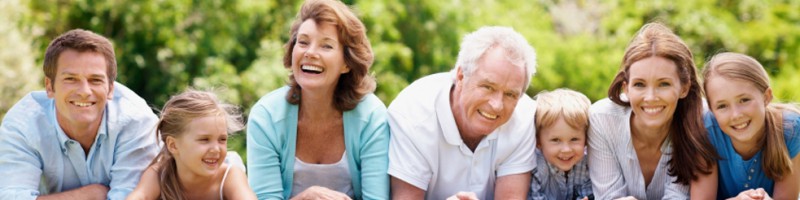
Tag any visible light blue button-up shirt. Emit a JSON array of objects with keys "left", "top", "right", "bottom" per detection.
[{"left": 0, "top": 83, "right": 159, "bottom": 200}]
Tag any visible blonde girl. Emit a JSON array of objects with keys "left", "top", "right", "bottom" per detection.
[
  {"left": 127, "top": 90, "right": 257, "bottom": 200},
  {"left": 693, "top": 52, "right": 800, "bottom": 199}
]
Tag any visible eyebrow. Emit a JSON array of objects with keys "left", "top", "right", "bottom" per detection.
[
  {"left": 713, "top": 93, "right": 750, "bottom": 104},
  {"left": 629, "top": 77, "right": 674, "bottom": 82},
  {"left": 297, "top": 33, "right": 339, "bottom": 43},
  {"left": 480, "top": 79, "right": 521, "bottom": 95},
  {"left": 59, "top": 72, "right": 107, "bottom": 78}
]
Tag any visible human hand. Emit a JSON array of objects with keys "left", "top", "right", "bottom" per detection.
[
  {"left": 732, "top": 188, "right": 771, "bottom": 200},
  {"left": 581, "top": 197, "right": 589, "bottom": 200},
  {"left": 84, "top": 184, "right": 110, "bottom": 200},
  {"left": 446, "top": 191, "right": 479, "bottom": 200},
  {"left": 290, "top": 186, "right": 351, "bottom": 200},
  {"left": 613, "top": 196, "right": 637, "bottom": 200}
]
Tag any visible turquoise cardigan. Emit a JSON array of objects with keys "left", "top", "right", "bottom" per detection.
[{"left": 246, "top": 86, "right": 390, "bottom": 200}]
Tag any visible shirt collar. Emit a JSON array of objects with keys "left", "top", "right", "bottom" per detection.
[
  {"left": 49, "top": 102, "right": 109, "bottom": 148},
  {"left": 546, "top": 159, "right": 567, "bottom": 177}
]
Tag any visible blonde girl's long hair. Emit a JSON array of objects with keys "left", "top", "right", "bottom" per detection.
[
  {"left": 703, "top": 52, "right": 800, "bottom": 180},
  {"left": 149, "top": 89, "right": 244, "bottom": 200}
]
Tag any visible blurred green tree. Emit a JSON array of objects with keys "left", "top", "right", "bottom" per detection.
[{"left": 7, "top": 0, "right": 799, "bottom": 160}]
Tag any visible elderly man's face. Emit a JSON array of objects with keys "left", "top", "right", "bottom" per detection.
[{"left": 451, "top": 47, "right": 526, "bottom": 137}]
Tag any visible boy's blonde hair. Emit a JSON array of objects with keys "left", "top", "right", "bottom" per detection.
[{"left": 534, "top": 89, "right": 591, "bottom": 133}]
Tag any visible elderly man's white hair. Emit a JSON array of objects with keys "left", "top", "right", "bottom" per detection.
[{"left": 452, "top": 26, "right": 537, "bottom": 91}]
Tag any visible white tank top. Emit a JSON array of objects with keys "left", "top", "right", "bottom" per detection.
[
  {"left": 219, "top": 152, "right": 245, "bottom": 200},
  {"left": 290, "top": 153, "right": 354, "bottom": 198}
]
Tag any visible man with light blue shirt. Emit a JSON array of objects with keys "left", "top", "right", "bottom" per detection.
[{"left": 0, "top": 29, "right": 158, "bottom": 200}]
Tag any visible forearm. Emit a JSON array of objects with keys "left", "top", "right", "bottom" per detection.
[
  {"left": 391, "top": 177, "right": 424, "bottom": 200},
  {"left": 494, "top": 173, "right": 530, "bottom": 200},
  {"left": 37, "top": 184, "right": 109, "bottom": 200}
]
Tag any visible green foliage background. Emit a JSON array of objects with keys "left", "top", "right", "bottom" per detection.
[{"left": 3, "top": 0, "right": 799, "bottom": 162}]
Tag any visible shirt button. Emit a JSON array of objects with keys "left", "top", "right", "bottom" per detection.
[
  {"left": 745, "top": 184, "right": 749, "bottom": 188},
  {"left": 748, "top": 176, "right": 751, "bottom": 180},
  {"left": 750, "top": 169, "right": 755, "bottom": 173}
]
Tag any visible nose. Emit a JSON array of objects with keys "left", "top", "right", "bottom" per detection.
[
  {"left": 488, "top": 92, "right": 503, "bottom": 111},
  {"left": 560, "top": 143, "right": 572, "bottom": 153},
  {"left": 303, "top": 45, "right": 318, "bottom": 59},
  {"left": 731, "top": 105, "right": 744, "bottom": 121},
  {"left": 643, "top": 87, "right": 657, "bottom": 102},
  {"left": 209, "top": 142, "right": 222, "bottom": 153},
  {"left": 76, "top": 79, "right": 91, "bottom": 98}
]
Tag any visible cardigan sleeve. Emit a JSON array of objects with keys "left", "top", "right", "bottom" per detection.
[
  {"left": 247, "top": 102, "right": 286, "bottom": 199},
  {"left": 356, "top": 96, "right": 391, "bottom": 200}
]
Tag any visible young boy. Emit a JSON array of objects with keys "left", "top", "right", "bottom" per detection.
[{"left": 530, "top": 89, "right": 593, "bottom": 200}]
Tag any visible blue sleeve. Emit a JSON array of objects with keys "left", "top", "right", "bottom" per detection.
[
  {"left": 357, "top": 99, "right": 391, "bottom": 200},
  {"left": 0, "top": 117, "right": 42, "bottom": 200},
  {"left": 704, "top": 111, "right": 723, "bottom": 148},
  {"left": 528, "top": 165, "right": 547, "bottom": 200},
  {"left": 107, "top": 112, "right": 160, "bottom": 200},
  {"left": 577, "top": 162, "right": 594, "bottom": 199},
  {"left": 785, "top": 113, "right": 800, "bottom": 158},
  {"left": 247, "top": 103, "right": 286, "bottom": 200}
]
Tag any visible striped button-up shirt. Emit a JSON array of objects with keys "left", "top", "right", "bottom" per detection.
[
  {"left": 529, "top": 149, "right": 592, "bottom": 200},
  {"left": 587, "top": 99, "right": 688, "bottom": 200}
]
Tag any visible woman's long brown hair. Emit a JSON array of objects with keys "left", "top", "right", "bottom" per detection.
[{"left": 607, "top": 22, "right": 719, "bottom": 184}]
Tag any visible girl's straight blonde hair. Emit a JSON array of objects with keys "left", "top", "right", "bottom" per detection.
[{"left": 703, "top": 52, "right": 800, "bottom": 180}]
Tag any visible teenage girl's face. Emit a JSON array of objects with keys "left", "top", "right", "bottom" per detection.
[
  {"left": 705, "top": 76, "right": 771, "bottom": 144},
  {"left": 170, "top": 115, "right": 228, "bottom": 178},
  {"left": 624, "top": 56, "right": 689, "bottom": 131}
]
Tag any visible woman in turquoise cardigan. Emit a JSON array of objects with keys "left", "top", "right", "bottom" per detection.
[{"left": 246, "top": 0, "right": 389, "bottom": 199}]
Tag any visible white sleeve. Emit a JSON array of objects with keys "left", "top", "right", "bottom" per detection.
[{"left": 387, "top": 111, "right": 432, "bottom": 190}]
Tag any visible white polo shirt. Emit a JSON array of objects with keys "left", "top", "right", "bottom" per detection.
[{"left": 387, "top": 73, "right": 537, "bottom": 200}]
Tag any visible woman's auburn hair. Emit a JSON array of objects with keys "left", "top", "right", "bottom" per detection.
[
  {"left": 282, "top": 0, "right": 375, "bottom": 111},
  {"left": 607, "top": 22, "right": 719, "bottom": 184}
]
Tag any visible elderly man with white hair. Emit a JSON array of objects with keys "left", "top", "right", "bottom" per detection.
[{"left": 388, "top": 26, "right": 538, "bottom": 200}]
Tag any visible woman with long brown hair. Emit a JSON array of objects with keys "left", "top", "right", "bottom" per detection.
[{"left": 587, "top": 22, "right": 718, "bottom": 199}]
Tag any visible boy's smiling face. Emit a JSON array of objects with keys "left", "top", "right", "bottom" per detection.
[{"left": 537, "top": 117, "right": 587, "bottom": 172}]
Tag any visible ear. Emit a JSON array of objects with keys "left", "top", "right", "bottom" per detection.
[
  {"left": 764, "top": 87, "right": 773, "bottom": 105},
  {"left": 456, "top": 66, "right": 465, "bottom": 84},
  {"left": 621, "top": 80, "right": 628, "bottom": 94},
  {"left": 107, "top": 81, "right": 115, "bottom": 100},
  {"left": 45, "top": 77, "right": 55, "bottom": 98},
  {"left": 679, "top": 82, "right": 691, "bottom": 99},
  {"left": 340, "top": 65, "right": 350, "bottom": 74},
  {"left": 166, "top": 136, "right": 179, "bottom": 156}
]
